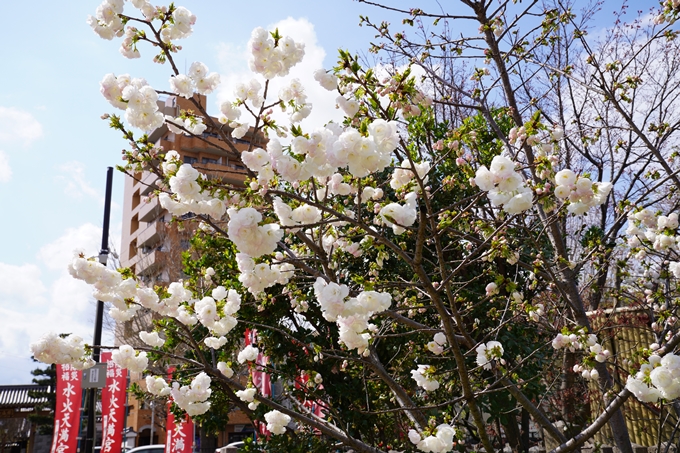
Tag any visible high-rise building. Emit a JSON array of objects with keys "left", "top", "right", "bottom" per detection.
[
  {"left": 120, "top": 94, "right": 261, "bottom": 282},
  {"left": 118, "top": 94, "right": 260, "bottom": 450}
]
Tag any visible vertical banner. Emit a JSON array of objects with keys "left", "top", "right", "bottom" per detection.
[
  {"left": 166, "top": 368, "right": 193, "bottom": 453},
  {"left": 165, "top": 409, "right": 193, "bottom": 453},
  {"left": 51, "top": 364, "right": 83, "bottom": 453},
  {"left": 100, "top": 352, "right": 128, "bottom": 453}
]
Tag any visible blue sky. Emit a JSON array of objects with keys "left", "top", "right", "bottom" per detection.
[{"left": 0, "top": 0, "right": 623, "bottom": 384}]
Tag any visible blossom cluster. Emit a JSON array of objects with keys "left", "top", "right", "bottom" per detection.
[
  {"left": 170, "top": 372, "right": 212, "bottom": 416},
  {"left": 473, "top": 155, "right": 533, "bottom": 214},
  {"left": 475, "top": 341, "right": 504, "bottom": 370},
  {"left": 195, "top": 287, "right": 240, "bottom": 349},
  {"left": 99, "top": 73, "right": 164, "bottom": 132},
  {"left": 238, "top": 345, "right": 259, "bottom": 364},
  {"left": 170, "top": 61, "right": 220, "bottom": 98},
  {"left": 411, "top": 365, "right": 440, "bottom": 391},
  {"left": 264, "top": 410, "right": 292, "bottom": 435},
  {"left": 29, "top": 332, "right": 95, "bottom": 370},
  {"left": 236, "top": 387, "right": 260, "bottom": 410},
  {"left": 390, "top": 159, "right": 430, "bottom": 191},
  {"left": 552, "top": 330, "right": 610, "bottom": 379},
  {"left": 272, "top": 197, "right": 322, "bottom": 231},
  {"left": 241, "top": 117, "right": 400, "bottom": 189},
  {"left": 146, "top": 376, "right": 171, "bottom": 396},
  {"left": 408, "top": 424, "right": 457, "bottom": 453},
  {"left": 626, "top": 209, "right": 679, "bottom": 254},
  {"left": 217, "top": 361, "right": 234, "bottom": 378},
  {"left": 148, "top": 373, "right": 211, "bottom": 416},
  {"left": 427, "top": 332, "right": 448, "bottom": 355},
  {"left": 159, "top": 153, "right": 227, "bottom": 219},
  {"left": 227, "top": 207, "right": 283, "bottom": 258},
  {"left": 87, "top": 0, "right": 124, "bottom": 40},
  {"left": 626, "top": 353, "right": 680, "bottom": 403},
  {"left": 68, "top": 252, "right": 194, "bottom": 323},
  {"left": 139, "top": 331, "right": 165, "bottom": 348},
  {"left": 91, "top": 2, "right": 195, "bottom": 44},
  {"left": 313, "top": 278, "right": 392, "bottom": 354},
  {"left": 313, "top": 69, "right": 338, "bottom": 91},
  {"left": 161, "top": 6, "right": 196, "bottom": 43},
  {"left": 554, "top": 169, "right": 612, "bottom": 215},
  {"left": 236, "top": 253, "right": 294, "bottom": 296},
  {"left": 380, "top": 192, "right": 419, "bottom": 235},
  {"left": 166, "top": 114, "right": 207, "bottom": 135},
  {"left": 111, "top": 345, "right": 149, "bottom": 373},
  {"left": 248, "top": 27, "right": 304, "bottom": 80},
  {"left": 279, "top": 78, "right": 312, "bottom": 123}
]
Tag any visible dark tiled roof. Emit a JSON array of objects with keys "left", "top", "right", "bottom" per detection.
[{"left": 0, "top": 385, "right": 51, "bottom": 408}]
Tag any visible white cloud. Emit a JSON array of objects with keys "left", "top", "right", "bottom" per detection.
[
  {"left": 48, "top": 272, "right": 95, "bottom": 319},
  {"left": 0, "top": 223, "right": 113, "bottom": 383},
  {"left": 0, "top": 150, "right": 11, "bottom": 183},
  {"left": 37, "top": 223, "right": 102, "bottom": 271},
  {"left": 56, "top": 161, "right": 104, "bottom": 202},
  {"left": 0, "top": 263, "right": 48, "bottom": 307},
  {"left": 216, "top": 17, "right": 344, "bottom": 137},
  {"left": 0, "top": 106, "right": 43, "bottom": 146},
  {"left": 0, "top": 276, "right": 95, "bottom": 369}
]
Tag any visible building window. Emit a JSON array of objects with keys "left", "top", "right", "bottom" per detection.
[
  {"left": 183, "top": 156, "right": 198, "bottom": 165},
  {"left": 129, "top": 239, "right": 137, "bottom": 260},
  {"left": 131, "top": 214, "right": 139, "bottom": 234},
  {"left": 132, "top": 190, "right": 140, "bottom": 210},
  {"left": 202, "top": 157, "right": 219, "bottom": 165}
]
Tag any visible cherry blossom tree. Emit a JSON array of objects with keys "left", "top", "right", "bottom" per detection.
[{"left": 29, "top": 1, "right": 680, "bottom": 452}]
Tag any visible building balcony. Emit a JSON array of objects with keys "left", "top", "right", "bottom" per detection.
[
  {"left": 193, "top": 161, "right": 248, "bottom": 186},
  {"left": 138, "top": 196, "right": 162, "bottom": 223},
  {"left": 120, "top": 249, "right": 140, "bottom": 271},
  {"left": 135, "top": 249, "right": 164, "bottom": 276},
  {"left": 136, "top": 221, "right": 163, "bottom": 249}
]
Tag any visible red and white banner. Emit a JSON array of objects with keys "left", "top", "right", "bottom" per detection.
[
  {"left": 51, "top": 364, "right": 83, "bottom": 453},
  {"left": 166, "top": 367, "right": 193, "bottom": 453},
  {"left": 165, "top": 410, "right": 193, "bottom": 453},
  {"left": 100, "top": 352, "right": 128, "bottom": 453}
]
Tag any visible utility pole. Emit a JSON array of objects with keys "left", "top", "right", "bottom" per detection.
[{"left": 83, "top": 167, "right": 114, "bottom": 453}]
